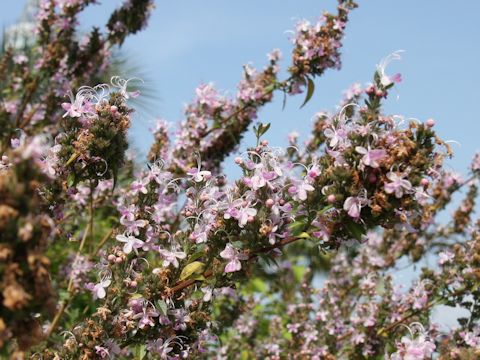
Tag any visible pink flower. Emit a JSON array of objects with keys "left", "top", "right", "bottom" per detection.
[
  {"left": 116, "top": 234, "right": 145, "bottom": 254},
  {"left": 187, "top": 167, "right": 212, "bottom": 183},
  {"left": 288, "top": 180, "right": 315, "bottom": 201},
  {"left": 13, "top": 54, "right": 28, "bottom": 64},
  {"left": 95, "top": 346, "right": 110, "bottom": 359},
  {"left": 85, "top": 279, "right": 111, "bottom": 299},
  {"left": 355, "top": 146, "right": 386, "bottom": 168},
  {"left": 391, "top": 333, "right": 435, "bottom": 360},
  {"left": 120, "top": 218, "right": 148, "bottom": 236},
  {"left": 158, "top": 248, "right": 187, "bottom": 268},
  {"left": 438, "top": 250, "right": 454, "bottom": 265},
  {"left": 111, "top": 76, "right": 141, "bottom": 99},
  {"left": 385, "top": 172, "right": 412, "bottom": 198},
  {"left": 377, "top": 51, "right": 404, "bottom": 87},
  {"left": 324, "top": 126, "right": 349, "bottom": 149},
  {"left": 220, "top": 244, "right": 248, "bottom": 273},
  {"left": 61, "top": 90, "right": 93, "bottom": 118},
  {"left": 195, "top": 82, "right": 222, "bottom": 110},
  {"left": 343, "top": 195, "right": 368, "bottom": 219},
  {"left": 471, "top": 153, "right": 480, "bottom": 172},
  {"left": 459, "top": 327, "right": 480, "bottom": 347},
  {"left": 131, "top": 178, "right": 149, "bottom": 195},
  {"left": 236, "top": 205, "right": 257, "bottom": 228},
  {"left": 412, "top": 281, "right": 428, "bottom": 310},
  {"left": 133, "top": 306, "right": 160, "bottom": 329}
]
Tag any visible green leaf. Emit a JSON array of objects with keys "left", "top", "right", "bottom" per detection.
[
  {"left": 344, "top": 219, "right": 365, "bottom": 240},
  {"left": 300, "top": 77, "right": 315, "bottom": 108},
  {"left": 292, "top": 265, "right": 307, "bottom": 282},
  {"left": 250, "top": 278, "right": 267, "bottom": 293},
  {"left": 282, "top": 329, "right": 293, "bottom": 341},
  {"left": 231, "top": 240, "right": 244, "bottom": 249},
  {"left": 319, "top": 204, "right": 333, "bottom": 214},
  {"left": 134, "top": 344, "right": 146, "bottom": 360},
  {"left": 67, "top": 172, "right": 76, "bottom": 187},
  {"left": 259, "top": 122, "right": 271, "bottom": 136},
  {"left": 179, "top": 261, "right": 205, "bottom": 281},
  {"left": 297, "top": 232, "right": 310, "bottom": 239},
  {"left": 187, "top": 250, "right": 206, "bottom": 264},
  {"left": 240, "top": 350, "right": 253, "bottom": 360},
  {"left": 190, "top": 274, "right": 206, "bottom": 281},
  {"left": 289, "top": 220, "right": 306, "bottom": 236},
  {"left": 263, "top": 83, "right": 276, "bottom": 93},
  {"left": 155, "top": 299, "right": 168, "bottom": 316},
  {"left": 59, "top": 289, "right": 70, "bottom": 302},
  {"left": 65, "top": 152, "right": 79, "bottom": 166}
]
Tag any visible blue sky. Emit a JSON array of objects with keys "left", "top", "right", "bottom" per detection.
[{"left": 2, "top": 0, "right": 480, "bottom": 176}]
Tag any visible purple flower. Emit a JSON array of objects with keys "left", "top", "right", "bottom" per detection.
[
  {"left": 158, "top": 248, "right": 187, "bottom": 268},
  {"left": 220, "top": 244, "right": 248, "bottom": 273},
  {"left": 324, "top": 126, "right": 350, "bottom": 149},
  {"left": 355, "top": 146, "right": 386, "bottom": 169},
  {"left": 201, "top": 287, "right": 213, "bottom": 302},
  {"left": 391, "top": 330, "right": 435, "bottom": 360},
  {"left": 343, "top": 195, "right": 368, "bottom": 219},
  {"left": 187, "top": 167, "right": 212, "bottom": 183},
  {"left": 438, "top": 250, "right": 454, "bottom": 265},
  {"left": 95, "top": 346, "right": 110, "bottom": 359},
  {"left": 131, "top": 178, "right": 149, "bottom": 195},
  {"left": 236, "top": 205, "right": 257, "bottom": 228},
  {"left": 169, "top": 308, "right": 191, "bottom": 331},
  {"left": 61, "top": 90, "right": 94, "bottom": 119},
  {"left": 133, "top": 306, "right": 160, "bottom": 329},
  {"left": 111, "top": 76, "right": 141, "bottom": 99},
  {"left": 85, "top": 278, "right": 111, "bottom": 299},
  {"left": 120, "top": 217, "right": 148, "bottom": 236},
  {"left": 288, "top": 180, "right": 315, "bottom": 201},
  {"left": 412, "top": 281, "right": 428, "bottom": 310},
  {"left": 147, "top": 336, "right": 184, "bottom": 359},
  {"left": 384, "top": 172, "right": 412, "bottom": 198},
  {"left": 195, "top": 82, "right": 222, "bottom": 111},
  {"left": 116, "top": 234, "right": 145, "bottom": 254},
  {"left": 377, "top": 51, "right": 404, "bottom": 87}
]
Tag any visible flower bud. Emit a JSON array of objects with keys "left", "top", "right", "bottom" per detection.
[
  {"left": 308, "top": 169, "right": 319, "bottom": 178},
  {"left": 426, "top": 118, "right": 435, "bottom": 128},
  {"left": 421, "top": 178, "right": 429, "bottom": 186},
  {"left": 327, "top": 194, "right": 336, "bottom": 203}
]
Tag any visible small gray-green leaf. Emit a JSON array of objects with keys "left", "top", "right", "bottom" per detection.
[
  {"left": 300, "top": 77, "right": 315, "bottom": 108},
  {"left": 156, "top": 299, "right": 168, "bottom": 316}
]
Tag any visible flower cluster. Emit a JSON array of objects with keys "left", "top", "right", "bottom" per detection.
[
  {"left": 149, "top": 0, "right": 358, "bottom": 177},
  {"left": 288, "top": 0, "right": 357, "bottom": 80},
  {"left": 53, "top": 78, "right": 136, "bottom": 186}
]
